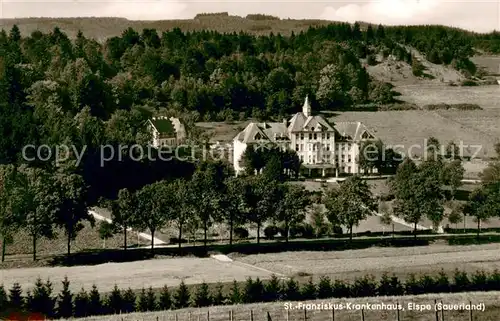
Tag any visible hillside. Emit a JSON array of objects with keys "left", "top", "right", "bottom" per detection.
[{"left": 0, "top": 16, "right": 334, "bottom": 40}]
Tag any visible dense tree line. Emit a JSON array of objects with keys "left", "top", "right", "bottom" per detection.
[{"left": 2, "top": 268, "right": 500, "bottom": 318}]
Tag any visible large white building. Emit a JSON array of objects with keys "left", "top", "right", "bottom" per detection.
[{"left": 233, "top": 96, "right": 376, "bottom": 177}]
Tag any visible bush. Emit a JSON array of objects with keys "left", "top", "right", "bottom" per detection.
[
  {"left": 234, "top": 227, "right": 249, "bottom": 239},
  {"left": 264, "top": 225, "right": 279, "bottom": 240},
  {"left": 488, "top": 269, "right": 500, "bottom": 290},
  {"left": 301, "top": 278, "right": 317, "bottom": 300},
  {"left": 243, "top": 277, "right": 264, "bottom": 303},
  {"left": 452, "top": 269, "right": 470, "bottom": 292},
  {"left": 471, "top": 270, "right": 488, "bottom": 292},
  {"left": 434, "top": 270, "right": 450, "bottom": 293},
  {"left": 461, "top": 80, "right": 478, "bottom": 86},
  {"left": 405, "top": 273, "right": 422, "bottom": 295}
]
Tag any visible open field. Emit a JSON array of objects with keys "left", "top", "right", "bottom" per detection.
[
  {"left": 233, "top": 242, "right": 500, "bottom": 282},
  {"left": 0, "top": 17, "right": 334, "bottom": 40},
  {"left": 61, "top": 292, "right": 500, "bottom": 321},
  {"left": 471, "top": 55, "right": 500, "bottom": 74},
  {"left": 0, "top": 256, "right": 274, "bottom": 293}
]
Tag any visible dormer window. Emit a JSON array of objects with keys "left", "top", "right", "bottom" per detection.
[
  {"left": 255, "top": 133, "right": 263, "bottom": 140},
  {"left": 311, "top": 127, "right": 315, "bottom": 131}
]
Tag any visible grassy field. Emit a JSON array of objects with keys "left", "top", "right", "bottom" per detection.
[
  {"left": 61, "top": 292, "right": 500, "bottom": 321},
  {"left": 0, "top": 16, "right": 334, "bottom": 40},
  {"left": 0, "top": 256, "right": 275, "bottom": 293},
  {"left": 233, "top": 242, "right": 500, "bottom": 282}
]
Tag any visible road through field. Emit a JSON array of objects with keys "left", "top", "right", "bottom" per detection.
[{"left": 235, "top": 243, "right": 500, "bottom": 281}]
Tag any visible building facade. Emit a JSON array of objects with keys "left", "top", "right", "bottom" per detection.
[
  {"left": 233, "top": 96, "right": 376, "bottom": 176},
  {"left": 148, "top": 116, "right": 187, "bottom": 148}
]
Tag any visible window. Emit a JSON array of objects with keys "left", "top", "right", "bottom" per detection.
[
  {"left": 300, "top": 133, "right": 304, "bottom": 140},
  {"left": 348, "top": 157, "right": 352, "bottom": 162},
  {"left": 327, "top": 145, "right": 330, "bottom": 151},
  {"left": 309, "top": 133, "right": 312, "bottom": 140},
  {"left": 322, "top": 133, "right": 325, "bottom": 139},
  {"left": 308, "top": 155, "right": 312, "bottom": 163},
  {"left": 295, "top": 144, "right": 299, "bottom": 151},
  {"left": 327, "top": 133, "right": 330, "bottom": 139},
  {"left": 309, "top": 144, "right": 312, "bottom": 151},
  {"left": 347, "top": 167, "right": 351, "bottom": 173},
  {"left": 313, "top": 133, "right": 317, "bottom": 140},
  {"left": 313, "top": 144, "right": 316, "bottom": 151}
]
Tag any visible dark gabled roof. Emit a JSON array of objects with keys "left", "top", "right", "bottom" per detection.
[{"left": 151, "top": 118, "right": 175, "bottom": 135}]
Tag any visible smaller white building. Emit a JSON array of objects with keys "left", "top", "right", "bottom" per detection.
[
  {"left": 148, "top": 116, "right": 186, "bottom": 148},
  {"left": 232, "top": 97, "right": 376, "bottom": 177}
]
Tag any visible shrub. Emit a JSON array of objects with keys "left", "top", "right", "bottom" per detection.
[
  {"left": 74, "top": 288, "right": 89, "bottom": 318},
  {"left": 377, "top": 272, "right": 393, "bottom": 296},
  {"left": 390, "top": 275, "right": 404, "bottom": 295},
  {"left": 121, "top": 288, "right": 136, "bottom": 313},
  {"left": 173, "top": 281, "right": 190, "bottom": 309},
  {"left": 106, "top": 285, "right": 123, "bottom": 314},
  {"left": 264, "top": 225, "right": 279, "bottom": 240},
  {"left": 301, "top": 278, "right": 317, "bottom": 300},
  {"left": 56, "top": 277, "right": 73, "bottom": 318},
  {"left": 367, "top": 54, "right": 377, "bottom": 66},
  {"left": 158, "top": 285, "right": 172, "bottom": 310},
  {"left": 264, "top": 274, "right": 282, "bottom": 302},
  {"left": 234, "top": 227, "right": 249, "bottom": 239},
  {"left": 317, "top": 276, "right": 333, "bottom": 299},
  {"left": 194, "top": 282, "right": 212, "bottom": 307},
  {"left": 461, "top": 80, "right": 478, "bottom": 86},
  {"left": 229, "top": 280, "right": 242, "bottom": 304}
]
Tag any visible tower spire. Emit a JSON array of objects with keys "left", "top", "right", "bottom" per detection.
[{"left": 303, "top": 95, "right": 311, "bottom": 117}]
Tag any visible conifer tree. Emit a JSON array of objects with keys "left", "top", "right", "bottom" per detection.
[
  {"left": 106, "top": 285, "right": 123, "bottom": 314},
  {"left": 8, "top": 282, "right": 23, "bottom": 310},
  {"left": 74, "top": 288, "right": 89, "bottom": 318},
  {"left": 173, "top": 281, "right": 190, "bottom": 309},
  {"left": 264, "top": 274, "right": 282, "bottom": 302},
  {"left": 0, "top": 285, "right": 8, "bottom": 311},
  {"left": 194, "top": 282, "right": 211, "bottom": 307},
  {"left": 88, "top": 285, "right": 103, "bottom": 316},
  {"left": 137, "top": 288, "right": 148, "bottom": 312},
  {"left": 56, "top": 277, "right": 73, "bottom": 318},
  {"left": 229, "top": 280, "right": 241, "bottom": 304},
  {"left": 284, "top": 278, "right": 300, "bottom": 301},
  {"left": 211, "top": 282, "right": 225, "bottom": 306},
  {"left": 158, "top": 285, "right": 172, "bottom": 310},
  {"left": 317, "top": 276, "right": 332, "bottom": 299},
  {"left": 300, "top": 277, "right": 317, "bottom": 300},
  {"left": 121, "top": 288, "right": 136, "bottom": 313},
  {"left": 29, "top": 278, "right": 55, "bottom": 318},
  {"left": 145, "top": 286, "right": 157, "bottom": 311}
]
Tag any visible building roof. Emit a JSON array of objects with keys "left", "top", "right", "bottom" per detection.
[
  {"left": 149, "top": 116, "right": 185, "bottom": 136},
  {"left": 234, "top": 122, "right": 289, "bottom": 144},
  {"left": 335, "top": 121, "right": 375, "bottom": 141}
]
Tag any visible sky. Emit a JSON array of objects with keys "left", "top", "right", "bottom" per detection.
[{"left": 0, "top": 0, "right": 499, "bottom": 33}]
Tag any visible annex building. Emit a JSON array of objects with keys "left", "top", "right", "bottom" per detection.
[{"left": 232, "top": 97, "right": 376, "bottom": 177}]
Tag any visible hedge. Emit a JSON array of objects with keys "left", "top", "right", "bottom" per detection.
[{"left": 1, "top": 268, "right": 500, "bottom": 319}]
